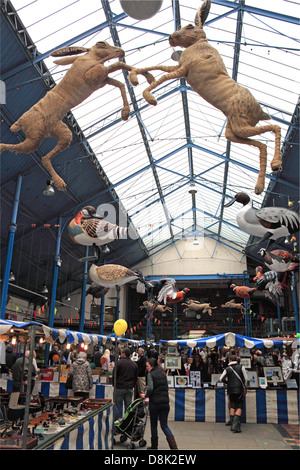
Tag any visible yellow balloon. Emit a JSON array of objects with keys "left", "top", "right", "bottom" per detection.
[{"left": 114, "top": 319, "right": 128, "bottom": 336}]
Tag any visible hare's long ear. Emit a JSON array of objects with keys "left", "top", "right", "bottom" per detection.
[
  {"left": 53, "top": 56, "right": 80, "bottom": 66},
  {"left": 194, "top": 0, "right": 211, "bottom": 27},
  {"left": 50, "top": 46, "right": 90, "bottom": 57}
]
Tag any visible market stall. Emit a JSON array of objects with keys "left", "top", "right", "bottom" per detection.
[
  {"left": 0, "top": 319, "right": 141, "bottom": 450},
  {"left": 160, "top": 332, "right": 300, "bottom": 425}
]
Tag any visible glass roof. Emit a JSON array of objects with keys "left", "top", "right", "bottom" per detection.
[{"left": 10, "top": 0, "right": 300, "bottom": 256}]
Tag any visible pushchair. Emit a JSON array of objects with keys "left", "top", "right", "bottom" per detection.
[{"left": 114, "top": 398, "right": 148, "bottom": 449}]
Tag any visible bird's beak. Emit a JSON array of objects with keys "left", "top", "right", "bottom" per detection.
[{"left": 224, "top": 196, "right": 237, "bottom": 208}]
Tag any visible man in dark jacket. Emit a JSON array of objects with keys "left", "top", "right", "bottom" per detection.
[
  {"left": 220, "top": 354, "right": 248, "bottom": 433},
  {"left": 114, "top": 348, "right": 138, "bottom": 421}
]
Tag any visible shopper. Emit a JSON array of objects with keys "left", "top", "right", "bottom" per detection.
[
  {"left": 101, "top": 349, "right": 111, "bottom": 372},
  {"left": 136, "top": 347, "right": 146, "bottom": 397},
  {"left": 4, "top": 343, "right": 17, "bottom": 372},
  {"left": 190, "top": 353, "right": 210, "bottom": 382},
  {"left": 114, "top": 347, "right": 138, "bottom": 421},
  {"left": 11, "top": 350, "right": 36, "bottom": 394},
  {"left": 219, "top": 354, "right": 248, "bottom": 433},
  {"left": 69, "top": 351, "right": 93, "bottom": 399},
  {"left": 93, "top": 345, "right": 102, "bottom": 367},
  {"left": 141, "top": 357, "right": 178, "bottom": 450}
]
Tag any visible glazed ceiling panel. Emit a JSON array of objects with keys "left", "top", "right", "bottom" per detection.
[{"left": 4, "top": 0, "right": 300, "bottom": 264}]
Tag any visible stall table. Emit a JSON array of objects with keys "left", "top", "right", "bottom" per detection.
[{"left": 2, "top": 378, "right": 298, "bottom": 425}]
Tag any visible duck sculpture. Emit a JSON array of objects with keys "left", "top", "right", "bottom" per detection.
[
  {"left": 68, "top": 206, "right": 129, "bottom": 251},
  {"left": 89, "top": 264, "right": 147, "bottom": 294},
  {"left": 230, "top": 284, "right": 257, "bottom": 299},
  {"left": 258, "top": 248, "right": 298, "bottom": 273},
  {"left": 224, "top": 192, "right": 299, "bottom": 245}
]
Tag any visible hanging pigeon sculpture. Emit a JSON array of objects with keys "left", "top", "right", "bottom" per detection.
[{"left": 224, "top": 192, "right": 299, "bottom": 246}]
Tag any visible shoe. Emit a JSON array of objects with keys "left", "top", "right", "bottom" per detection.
[
  {"left": 147, "top": 437, "right": 158, "bottom": 449},
  {"left": 231, "top": 415, "right": 242, "bottom": 433},
  {"left": 166, "top": 435, "right": 178, "bottom": 449},
  {"left": 227, "top": 416, "right": 234, "bottom": 427}
]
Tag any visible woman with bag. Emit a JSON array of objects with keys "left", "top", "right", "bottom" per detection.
[
  {"left": 140, "top": 358, "right": 178, "bottom": 450},
  {"left": 219, "top": 354, "right": 248, "bottom": 433}
]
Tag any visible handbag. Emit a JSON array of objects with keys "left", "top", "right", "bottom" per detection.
[
  {"left": 229, "top": 366, "right": 247, "bottom": 397},
  {"left": 65, "top": 373, "right": 73, "bottom": 390}
]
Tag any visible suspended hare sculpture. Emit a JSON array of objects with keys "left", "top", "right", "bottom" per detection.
[
  {"left": 129, "top": 0, "right": 282, "bottom": 195},
  {"left": 0, "top": 41, "right": 154, "bottom": 191}
]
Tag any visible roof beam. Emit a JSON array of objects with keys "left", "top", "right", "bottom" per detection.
[
  {"left": 101, "top": 0, "right": 175, "bottom": 242},
  {"left": 211, "top": 0, "right": 299, "bottom": 25},
  {"left": 217, "top": 0, "right": 245, "bottom": 239}
]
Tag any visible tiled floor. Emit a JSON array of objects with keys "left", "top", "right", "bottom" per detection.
[{"left": 114, "top": 421, "right": 298, "bottom": 451}]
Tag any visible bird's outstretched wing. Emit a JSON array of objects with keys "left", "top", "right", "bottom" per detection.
[
  {"left": 86, "top": 283, "right": 109, "bottom": 298},
  {"left": 157, "top": 278, "right": 177, "bottom": 304},
  {"left": 256, "top": 208, "right": 299, "bottom": 232}
]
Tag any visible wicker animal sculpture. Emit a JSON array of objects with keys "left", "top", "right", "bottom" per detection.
[
  {"left": 0, "top": 42, "right": 153, "bottom": 191},
  {"left": 221, "top": 300, "right": 245, "bottom": 314},
  {"left": 182, "top": 300, "right": 217, "bottom": 317},
  {"left": 139, "top": 300, "right": 172, "bottom": 313},
  {"left": 129, "top": 0, "right": 282, "bottom": 195}
]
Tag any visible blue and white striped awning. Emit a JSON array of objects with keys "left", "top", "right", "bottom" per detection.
[
  {"left": 0, "top": 320, "right": 142, "bottom": 346},
  {"left": 160, "top": 332, "right": 287, "bottom": 349},
  {"left": 0, "top": 320, "right": 292, "bottom": 349}
]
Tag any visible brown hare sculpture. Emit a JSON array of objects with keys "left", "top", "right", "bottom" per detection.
[
  {"left": 0, "top": 42, "right": 154, "bottom": 191},
  {"left": 129, "top": 0, "right": 282, "bottom": 195}
]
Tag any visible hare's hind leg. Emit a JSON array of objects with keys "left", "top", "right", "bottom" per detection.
[
  {"left": 42, "top": 122, "right": 72, "bottom": 191},
  {"left": 225, "top": 122, "right": 267, "bottom": 195}
]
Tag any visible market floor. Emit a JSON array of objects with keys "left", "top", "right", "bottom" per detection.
[{"left": 113, "top": 421, "right": 299, "bottom": 451}]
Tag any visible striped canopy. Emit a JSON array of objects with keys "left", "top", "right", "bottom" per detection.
[
  {"left": 0, "top": 320, "right": 292, "bottom": 349},
  {"left": 160, "top": 332, "right": 287, "bottom": 349},
  {"left": 0, "top": 319, "right": 142, "bottom": 346}
]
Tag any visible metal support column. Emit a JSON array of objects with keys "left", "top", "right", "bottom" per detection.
[
  {"left": 45, "top": 217, "right": 62, "bottom": 365},
  {"left": 276, "top": 297, "right": 282, "bottom": 335},
  {"left": 173, "top": 304, "right": 178, "bottom": 339},
  {"left": 116, "top": 286, "right": 120, "bottom": 321},
  {"left": 100, "top": 296, "right": 105, "bottom": 335},
  {"left": 292, "top": 272, "right": 299, "bottom": 333},
  {"left": 21, "top": 324, "right": 36, "bottom": 449},
  {"left": 79, "top": 246, "right": 89, "bottom": 332},
  {"left": 0, "top": 174, "right": 22, "bottom": 319}
]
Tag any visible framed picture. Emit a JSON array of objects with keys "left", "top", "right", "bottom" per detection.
[
  {"left": 174, "top": 376, "right": 189, "bottom": 388},
  {"left": 165, "top": 356, "right": 182, "bottom": 370},
  {"left": 239, "top": 347, "right": 251, "bottom": 357},
  {"left": 240, "top": 357, "right": 251, "bottom": 369},
  {"left": 263, "top": 366, "right": 284, "bottom": 383},
  {"left": 259, "top": 377, "right": 267, "bottom": 387},
  {"left": 190, "top": 371, "right": 201, "bottom": 388},
  {"left": 247, "top": 370, "right": 258, "bottom": 388},
  {"left": 167, "top": 346, "right": 177, "bottom": 356},
  {"left": 211, "top": 374, "right": 221, "bottom": 385},
  {"left": 167, "top": 375, "right": 174, "bottom": 388}
]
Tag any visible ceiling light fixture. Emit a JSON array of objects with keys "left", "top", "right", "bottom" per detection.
[
  {"left": 188, "top": 183, "right": 197, "bottom": 195},
  {"left": 42, "top": 179, "right": 55, "bottom": 196},
  {"left": 40, "top": 283, "right": 48, "bottom": 294}
]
